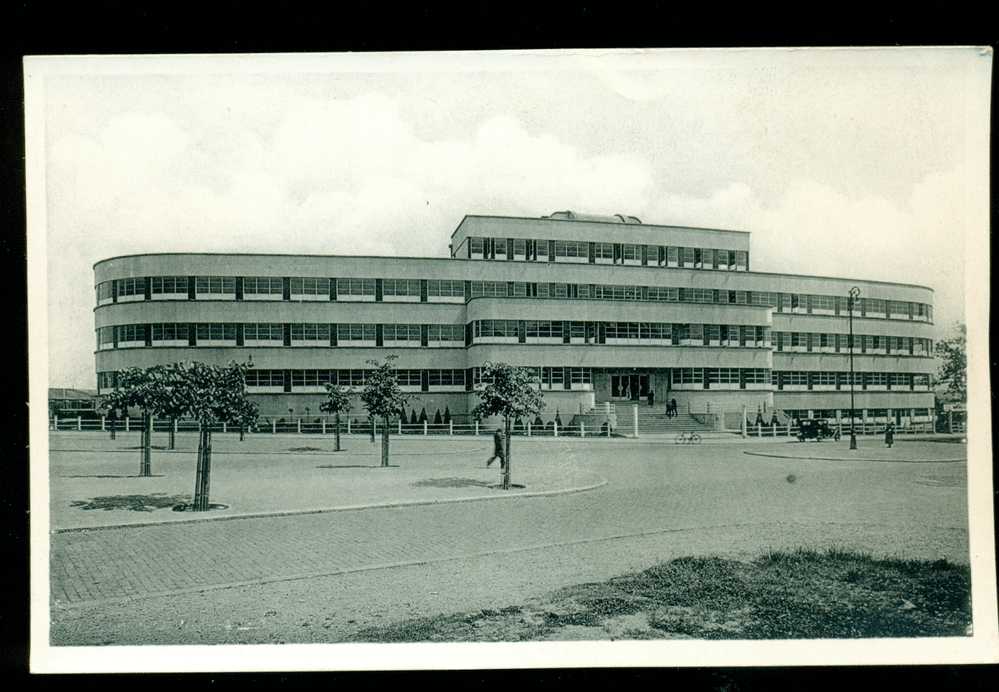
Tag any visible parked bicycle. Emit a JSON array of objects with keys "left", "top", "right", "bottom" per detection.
[{"left": 674, "top": 431, "right": 702, "bottom": 445}]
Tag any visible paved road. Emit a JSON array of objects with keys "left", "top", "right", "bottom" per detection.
[{"left": 50, "top": 440, "right": 968, "bottom": 644}]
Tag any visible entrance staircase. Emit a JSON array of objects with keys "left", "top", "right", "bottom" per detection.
[{"left": 597, "top": 402, "right": 718, "bottom": 435}]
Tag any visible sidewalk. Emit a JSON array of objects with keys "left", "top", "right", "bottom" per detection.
[{"left": 49, "top": 434, "right": 606, "bottom": 530}]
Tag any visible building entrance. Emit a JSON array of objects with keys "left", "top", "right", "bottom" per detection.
[{"left": 611, "top": 373, "right": 650, "bottom": 401}]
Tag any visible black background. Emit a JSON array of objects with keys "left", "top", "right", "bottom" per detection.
[{"left": 2, "top": 1, "right": 996, "bottom": 688}]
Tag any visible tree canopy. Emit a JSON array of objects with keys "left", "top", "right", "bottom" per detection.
[
  {"left": 935, "top": 322, "right": 967, "bottom": 402},
  {"left": 319, "top": 381, "right": 352, "bottom": 416},
  {"left": 360, "top": 355, "right": 411, "bottom": 419},
  {"left": 471, "top": 362, "right": 545, "bottom": 422}
]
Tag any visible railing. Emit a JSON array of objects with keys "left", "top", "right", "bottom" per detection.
[{"left": 744, "top": 421, "right": 937, "bottom": 437}]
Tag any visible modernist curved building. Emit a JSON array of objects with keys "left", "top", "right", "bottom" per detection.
[{"left": 93, "top": 211, "right": 936, "bottom": 428}]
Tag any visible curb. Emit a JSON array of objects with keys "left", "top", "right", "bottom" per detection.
[
  {"left": 52, "top": 476, "right": 609, "bottom": 534},
  {"left": 742, "top": 450, "right": 966, "bottom": 463}
]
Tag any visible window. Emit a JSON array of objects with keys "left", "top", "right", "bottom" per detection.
[
  {"left": 744, "top": 368, "right": 770, "bottom": 385},
  {"left": 865, "top": 298, "right": 887, "bottom": 317},
  {"left": 290, "top": 277, "right": 330, "bottom": 297},
  {"left": 814, "top": 372, "right": 837, "bottom": 387},
  {"left": 715, "top": 249, "right": 730, "bottom": 269},
  {"left": 474, "top": 320, "right": 518, "bottom": 339},
  {"left": 621, "top": 243, "right": 641, "bottom": 263},
  {"left": 291, "top": 369, "right": 333, "bottom": 389},
  {"left": 428, "top": 369, "right": 465, "bottom": 387},
  {"left": 469, "top": 237, "right": 485, "bottom": 258},
  {"left": 536, "top": 239, "right": 551, "bottom": 260},
  {"left": 512, "top": 239, "right": 527, "bottom": 258},
  {"left": 115, "top": 277, "right": 146, "bottom": 301},
  {"left": 98, "top": 371, "right": 117, "bottom": 390},
  {"left": 150, "top": 276, "right": 188, "bottom": 297},
  {"left": 469, "top": 281, "right": 507, "bottom": 298},
  {"left": 245, "top": 369, "right": 284, "bottom": 388},
  {"left": 888, "top": 300, "right": 911, "bottom": 319},
  {"left": 681, "top": 247, "right": 696, "bottom": 267},
  {"left": 195, "top": 276, "right": 236, "bottom": 296},
  {"left": 810, "top": 295, "right": 835, "bottom": 313},
  {"left": 707, "top": 368, "right": 741, "bottom": 386},
  {"left": 605, "top": 322, "right": 640, "bottom": 341},
  {"left": 889, "top": 373, "right": 910, "bottom": 388},
  {"left": 393, "top": 369, "right": 423, "bottom": 387},
  {"left": 382, "top": 324, "right": 421, "bottom": 344},
  {"left": 117, "top": 324, "right": 146, "bottom": 344},
  {"left": 867, "top": 372, "right": 888, "bottom": 387},
  {"left": 913, "top": 303, "right": 929, "bottom": 321},
  {"left": 97, "top": 281, "right": 114, "bottom": 304},
  {"left": 554, "top": 240, "right": 585, "bottom": 259},
  {"left": 705, "top": 324, "right": 721, "bottom": 344},
  {"left": 541, "top": 367, "right": 565, "bottom": 389},
  {"left": 734, "top": 251, "right": 748, "bottom": 270},
  {"left": 912, "top": 374, "right": 931, "bottom": 389},
  {"left": 784, "top": 371, "right": 808, "bottom": 387},
  {"left": 290, "top": 323, "right": 331, "bottom": 343},
  {"left": 244, "top": 323, "right": 284, "bottom": 342},
  {"left": 594, "top": 242, "right": 614, "bottom": 262},
  {"left": 427, "top": 279, "right": 465, "bottom": 299},
  {"left": 427, "top": 324, "right": 465, "bottom": 343},
  {"left": 336, "top": 324, "right": 377, "bottom": 343},
  {"left": 195, "top": 323, "right": 237, "bottom": 342},
  {"left": 666, "top": 246, "right": 679, "bottom": 267},
  {"left": 672, "top": 368, "right": 704, "bottom": 385},
  {"left": 243, "top": 276, "right": 284, "bottom": 296},
  {"left": 525, "top": 320, "right": 563, "bottom": 339},
  {"left": 97, "top": 326, "right": 115, "bottom": 349},
  {"left": 151, "top": 323, "right": 189, "bottom": 343},
  {"left": 510, "top": 282, "right": 529, "bottom": 297},
  {"left": 337, "top": 278, "right": 376, "bottom": 298},
  {"left": 381, "top": 278, "right": 422, "bottom": 298},
  {"left": 569, "top": 368, "right": 592, "bottom": 385},
  {"left": 334, "top": 369, "right": 373, "bottom": 387},
  {"left": 646, "top": 286, "right": 679, "bottom": 302}
]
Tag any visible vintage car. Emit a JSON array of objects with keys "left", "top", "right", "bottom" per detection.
[{"left": 796, "top": 418, "right": 841, "bottom": 442}]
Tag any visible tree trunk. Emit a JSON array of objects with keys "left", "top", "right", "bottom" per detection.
[
  {"left": 503, "top": 416, "right": 512, "bottom": 490},
  {"left": 140, "top": 410, "right": 152, "bottom": 477},
  {"left": 240, "top": 422, "right": 245, "bottom": 441},
  {"left": 110, "top": 417, "right": 116, "bottom": 440},
  {"left": 193, "top": 424, "right": 214, "bottom": 511},
  {"left": 381, "top": 415, "right": 390, "bottom": 467},
  {"left": 334, "top": 413, "right": 341, "bottom": 451},
  {"left": 193, "top": 423, "right": 206, "bottom": 511},
  {"left": 169, "top": 418, "right": 176, "bottom": 450}
]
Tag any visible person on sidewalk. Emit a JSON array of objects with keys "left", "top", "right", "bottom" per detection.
[
  {"left": 884, "top": 421, "right": 895, "bottom": 448},
  {"left": 647, "top": 389, "right": 655, "bottom": 407},
  {"left": 486, "top": 427, "right": 506, "bottom": 469}
]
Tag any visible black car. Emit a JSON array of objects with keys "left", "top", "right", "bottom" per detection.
[{"left": 796, "top": 419, "right": 840, "bottom": 442}]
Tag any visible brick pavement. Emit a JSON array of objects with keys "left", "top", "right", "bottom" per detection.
[{"left": 51, "top": 442, "right": 968, "bottom": 608}]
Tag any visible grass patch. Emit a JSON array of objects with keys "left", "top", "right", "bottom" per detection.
[
  {"left": 352, "top": 548, "right": 971, "bottom": 642},
  {"left": 413, "top": 477, "right": 495, "bottom": 489},
  {"left": 70, "top": 493, "right": 191, "bottom": 512}
]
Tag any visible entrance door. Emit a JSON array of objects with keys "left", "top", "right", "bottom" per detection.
[{"left": 611, "top": 374, "right": 649, "bottom": 401}]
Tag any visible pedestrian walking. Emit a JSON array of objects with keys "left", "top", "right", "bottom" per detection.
[
  {"left": 647, "top": 389, "right": 655, "bottom": 407},
  {"left": 885, "top": 421, "right": 895, "bottom": 448},
  {"left": 486, "top": 427, "right": 506, "bottom": 469},
  {"left": 670, "top": 398, "right": 677, "bottom": 418}
]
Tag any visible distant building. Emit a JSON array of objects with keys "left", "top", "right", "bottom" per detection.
[
  {"left": 49, "top": 388, "right": 100, "bottom": 415},
  {"left": 92, "top": 211, "right": 936, "bottom": 427}
]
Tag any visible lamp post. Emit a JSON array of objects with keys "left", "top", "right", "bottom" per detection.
[{"left": 848, "top": 286, "right": 861, "bottom": 450}]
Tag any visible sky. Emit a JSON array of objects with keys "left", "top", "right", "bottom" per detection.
[{"left": 35, "top": 48, "right": 989, "bottom": 388}]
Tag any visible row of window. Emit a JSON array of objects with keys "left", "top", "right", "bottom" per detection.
[
  {"left": 784, "top": 408, "right": 933, "bottom": 421},
  {"left": 471, "top": 320, "right": 773, "bottom": 347},
  {"left": 464, "top": 236, "right": 750, "bottom": 271},
  {"left": 97, "top": 322, "right": 468, "bottom": 349},
  {"left": 772, "top": 371, "right": 932, "bottom": 390},
  {"left": 95, "top": 275, "right": 934, "bottom": 322},
  {"left": 773, "top": 332, "right": 934, "bottom": 356}
]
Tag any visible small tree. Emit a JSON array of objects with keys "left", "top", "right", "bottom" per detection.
[
  {"left": 936, "top": 322, "right": 967, "bottom": 403},
  {"left": 472, "top": 362, "right": 545, "bottom": 490},
  {"left": 409, "top": 409, "right": 418, "bottom": 425},
  {"left": 172, "top": 360, "right": 257, "bottom": 511},
  {"left": 418, "top": 407, "right": 428, "bottom": 424},
  {"left": 234, "top": 398, "right": 259, "bottom": 442},
  {"left": 99, "top": 367, "right": 164, "bottom": 476},
  {"left": 319, "top": 381, "right": 352, "bottom": 452},
  {"left": 443, "top": 406, "right": 451, "bottom": 424},
  {"left": 433, "top": 408, "right": 443, "bottom": 425},
  {"left": 360, "top": 356, "right": 411, "bottom": 467}
]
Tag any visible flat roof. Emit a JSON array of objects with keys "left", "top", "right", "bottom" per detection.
[
  {"left": 449, "top": 214, "right": 752, "bottom": 239},
  {"left": 93, "top": 252, "right": 935, "bottom": 293}
]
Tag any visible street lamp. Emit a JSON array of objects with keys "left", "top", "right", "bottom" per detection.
[{"left": 848, "top": 286, "right": 861, "bottom": 450}]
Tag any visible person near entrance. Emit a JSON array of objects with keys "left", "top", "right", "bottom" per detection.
[
  {"left": 884, "top": 421, "right": 895, "bottom": 448},
  {"left": 486, "top": 427, "right": 506, "bottom": 469},
  {"left": 669, "top": 398, "right": 677, "bottom": 418}
]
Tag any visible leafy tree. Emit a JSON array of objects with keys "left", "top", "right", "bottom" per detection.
[
  {"left": 319, "top": 381, "right": 352, "bottom": 452},
  {"left": 171, "top": 360, "right": 257, "bottom": 511},
  {"left": 98, "top": 366, "right": 166, "bottom": 476},
  {"left": 935, "top": 322, "right": 967, "bottom": 403},
  {"left": 359, "top": 356, "right": 411, "bottom": 467},
  {"left": 433, "top": 408, "right": 443, "bottom": 425},
  {"left": 234, "top": 397, "right": 260, "bottom": 442},
  {"left": 472, "top": 362, "right": 545, "bottom": 490}
]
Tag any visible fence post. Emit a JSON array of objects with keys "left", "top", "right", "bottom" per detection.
[
  {"left": 271, "top": 419, "right": 276, "bottom": 434},
  {"left": 101, "top": 415, "right": 106, "bottom": 432},
  {"left": 423, "top": 420, "right": 428, "bottom": 436},
  {"left": 948, "top": 410, "right": 953, "bottom": 434},
  {"left": 449, "top": 420, "right": 453, "bottom": 436},
  {"left": 53, "top": 415, "right": 58, "bottom": 431},
  {"left": 223, "top": 421, "right": 227, "bottom": 433},
  {"left": 297, "top": 419, "right": 301, "bottom": 434},
  {"left": 580, "top": 421, "right": 585, "bottom": 438},
  {"left": 740, "top": 405, "right": 747, "bottom": 438},
  {"left": 347, "top": 418, "right": 351, "bottom": 434},
  {"left": 174, "top": 418, "right": 179, "bottom": 434},
  {"left": 77, "top": 416, "right": 82, "bottom": 431},
  {"left": 554, "top": 420, "right": 559, "bottom": 438},
  {"left": 527, "top": 421, "right": 531, "bottom": 437},
  {"left": 632, "top": 404, "right": 639, "bottom": 438},
  {"left": 772, "top": 422, "right": 777, "bottom": 437},
  {"left": 399, "top": 419, "right": 403, "bottom": 435},
  {"left": 373, "top": 418, "right": 377, "bottom": 435},
  {"left": 322, "top": 418, "right": 326, "bottom": 435},
  {"left": 125, "top": 416, "right": 130, "bottom": 432},
  {"left": 474, "top": 420, "right": 479, "bottom": 435}
]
